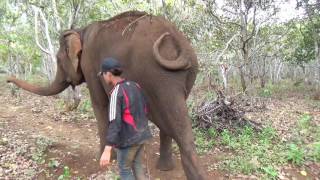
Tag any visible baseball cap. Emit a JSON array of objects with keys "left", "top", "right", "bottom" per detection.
[{"left": 97, "top": 57, "right": 122, "bottom": 76}]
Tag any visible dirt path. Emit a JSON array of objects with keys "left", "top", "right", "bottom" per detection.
[
  {"left": 0, "top": 81, "right": 223, "bottom": 179},
  {"left": 1, "top": 78, "right": 319, "bottom": 179},
  {"left": 1, "top": 88, "right": 101, "bottom": 178}
]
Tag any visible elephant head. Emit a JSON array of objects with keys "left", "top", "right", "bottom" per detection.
[{"left": 7, "top": 30, "right": 84, "bottom": 96}]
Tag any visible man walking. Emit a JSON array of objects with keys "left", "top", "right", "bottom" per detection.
[{"left": 98, "top": 57, "right": 152, "bottom": 180}]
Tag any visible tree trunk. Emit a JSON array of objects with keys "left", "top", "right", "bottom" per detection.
[
  {"left": 161, "top": 0, "right": 168, "bottom": 17},
  {"left": 32, "top": 4, "right": 81, "bottom": 110},
  {"left": 248, "top": 61, "right": 254, "bottom": 84},
  {"left": 32, "top": 5, "right": 57, "bottom": 82},
  {"left": 315, "top": 40, "right": 320, "bottom": 88},
  {"left": 219, "top": 64, "right": 230, "bottom": 92},
  {"left": 63, "top": 87, "right": 81, "bottom": 111},
  {"left": 52, "top": 0, "right": 61, "bottom": 31},
  {"left": 260, "top": 56, "right": 266, "bottom": 88},
  {"left": 64, "top": 0, "right": 82, "bottom": 111},
  {"left": 276, "top": 62, "right": 283, "bottom": 82},
  {"left": 239, "top": 66, "right": 247, "bottom": 92}
]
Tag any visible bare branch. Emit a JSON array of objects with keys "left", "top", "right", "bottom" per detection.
[
  {"left": 31, "top": 5, "right": 57, "bottom": 81},
  {"left": 68, "top": 0, "right": 82, "bottom": 29},
  {"left": 37, "top": 7, "right": 55, "bottom": 55},
  {"left": 205, "top": 1, "right": 241, "bottom": 28},
  {"left": 32, "top": 6, "right": 50, "bottom": 55},
  {"left": 52, "top": 0, "right": 61, "bottom": 31},
  {"left": 250, "top": 3, "right": 257, "bottom": 39},
  {"left": 216, "top": 32, "right": 240, "bottom": 62}
]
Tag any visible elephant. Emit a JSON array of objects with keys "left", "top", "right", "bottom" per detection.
[{"left": 7, "top": 11, "right": 206, "bottom": 180}]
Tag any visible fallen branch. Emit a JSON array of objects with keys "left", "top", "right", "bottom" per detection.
[{"left": 194, "top": 89, "right": 263, "bottom": 132}]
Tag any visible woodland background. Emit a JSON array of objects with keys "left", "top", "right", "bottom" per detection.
[{"left": 0, "top": 0, "right": 320, "bottom": 179}]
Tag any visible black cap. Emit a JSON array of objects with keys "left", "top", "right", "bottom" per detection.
[{"left": 97, "top": 57, "right": 122, "bottom": 76}]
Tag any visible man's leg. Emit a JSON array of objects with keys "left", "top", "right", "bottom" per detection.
[
  {"left": 133, "top": 144, "right": 147, "bottom": 180},
  {"left": 117, "top": 146, "right": 139, "bottom": 180}
]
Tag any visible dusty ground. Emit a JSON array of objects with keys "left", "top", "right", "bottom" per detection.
[
  {"left": 0, "top": 77, "right": 319, "bottom": 179},
  {"left": 0, "top": 79, "right": 222, "bottom": 180}
]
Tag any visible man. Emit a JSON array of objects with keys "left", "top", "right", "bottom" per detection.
[{"left": 98, "top": 57, "right": 152, "bottom": 180}]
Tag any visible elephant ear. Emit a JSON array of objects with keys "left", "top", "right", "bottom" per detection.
[{"left": 63, "top": 30, "right": 82, "bottom": 72}]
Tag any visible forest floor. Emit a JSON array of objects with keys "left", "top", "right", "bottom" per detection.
[{"left": 0, "top": 75, "right": 319, "bottom": 180}]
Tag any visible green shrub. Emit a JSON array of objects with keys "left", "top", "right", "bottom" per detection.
[
  {"left": 48, "top": 158, "right": 60, "bottom": 168},
  {"left": 310, "top": 142, "right": 320, "bottom": 162},
  {"left": 259, "top": 88, "right": 272, "bottom": 97},
  {"left": 194, "top": 129, "right": 215, "bottom": 154},
  {"left": 259, "top": 125, "right": 277, "bottom": 141},
  {"left": 208, "top": 127, "right": 217, "bottom": 138},
  {"left": 78, "top": 99, "right": 92, "bottom": 113},
  {"left": 286, "top": 144, "right": 305, "bottom": 165},
  {"left": 205, "top": 91, "right": 216, "bottom": 101},
  {"left": 261, "top": 166, "right": 278, "bottom": 179},
  {"left": 218, "top": 126, "right": 288, "bottom": 177},
  {"left": 187, "top": 100, "right": 197, "bottom": 120},
  {"left": 298, "top": 113, "right": 312, "bottom": 130},
  {"left": 56, "top": 99, "right": 66, "bottom": 110},
  {"left": 237, "top": 126, "right": 254, "bottom": 147},
  {"left": 221, "top": 156, "right": 256, "bottom": 174},
  {"left": 31, "top": 136, "right": 53, "bottom": 164},
  {"left": 58, "top": 166, "right": 71, "bottom": 180},
  {"left": 221, "top": 129, "right": 237, "bottom": 149}
]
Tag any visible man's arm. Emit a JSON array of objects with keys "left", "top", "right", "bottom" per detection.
[{"left": 106, "top": 85, "right": 123, "bottom": 146}]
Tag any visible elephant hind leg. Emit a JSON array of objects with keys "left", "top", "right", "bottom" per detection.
[
  {"left": 156, "top": 131, "right": 175, "bottom": 171},
  {"left": 168, "top": 97, "right": 207, "bottom": 179},
  {"left": 174, "top": 128, "right": 207, "bottom": 180}
]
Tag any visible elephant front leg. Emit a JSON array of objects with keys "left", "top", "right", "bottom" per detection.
[
  {"left": 156, "top": 131, "right": 175, "bottom": 171},
  {"left": 92, "top": 104, "right": 108, "bottom": 154},
  {"left": 92, "top": 103, "right": 117, "bottom": 159}
]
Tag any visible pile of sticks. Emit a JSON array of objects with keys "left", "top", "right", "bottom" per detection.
[{"left": 194, "top": 90, "right": 262, "bottom": 132}]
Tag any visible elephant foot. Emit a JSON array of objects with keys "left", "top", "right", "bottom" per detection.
[{"left": 156, "top": 157, "right": 175, "bottom": 171}]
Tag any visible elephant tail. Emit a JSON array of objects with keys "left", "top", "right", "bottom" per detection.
[{"left": 153, "top": 32, "right": 192, "bottom": 70}]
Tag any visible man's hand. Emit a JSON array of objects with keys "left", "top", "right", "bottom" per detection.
[{"left": 100, "top": 145, "right": 112, "bottom": 168}]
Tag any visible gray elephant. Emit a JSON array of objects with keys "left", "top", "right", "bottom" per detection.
[{"left": 7, "top": 11, "right": 206, "bottom": 180}]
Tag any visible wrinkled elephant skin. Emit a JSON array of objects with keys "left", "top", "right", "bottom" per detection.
[{"left": 7, "top": 11, "right": 206, "bottom": 180}]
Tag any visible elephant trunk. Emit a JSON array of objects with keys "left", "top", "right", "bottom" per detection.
[
  {"left": 7, "top": 65, "right": 70, "bottom": 96},
  {"left": 153, "top": 32, "right": 191, "bottom": 70}
]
